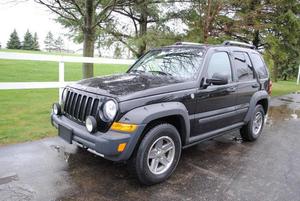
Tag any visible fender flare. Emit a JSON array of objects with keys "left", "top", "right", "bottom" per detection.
[
  {"left": 244, "top": 90, "right": 269, "bottom": 122},
  {"left": 119, "top": 102, "right": 190, "bottom": 142}
]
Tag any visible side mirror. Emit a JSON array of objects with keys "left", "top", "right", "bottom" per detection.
[{"left": 206, "top": 73, "right": 229, "bottom": 85}]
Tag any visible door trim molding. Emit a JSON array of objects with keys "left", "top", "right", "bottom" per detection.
[
  {"left": 186, "top": 122, "right": 245, "bottom": 146},
  {"left": 190, "top": 104, "right": 249, "bottom": 120}
]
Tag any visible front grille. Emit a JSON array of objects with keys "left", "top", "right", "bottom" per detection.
[{"left": 63, "top": 88, "right": 101, "bottom": 123}]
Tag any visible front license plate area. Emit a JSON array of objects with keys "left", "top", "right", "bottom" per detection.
[{"left": 58, "top": 125, "right": 73, "bottom": 143}]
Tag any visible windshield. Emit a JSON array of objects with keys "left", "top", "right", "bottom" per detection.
[{"left": 128, "top": 47, "right": 205, "bottom": 81}]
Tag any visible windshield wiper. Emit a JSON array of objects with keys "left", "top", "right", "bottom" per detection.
[
  {"left": 148, "top": 70, "right": 171, "bottom": 76},
  {"left": 129, "top": 69, "right": 145, "bottom": 74}
]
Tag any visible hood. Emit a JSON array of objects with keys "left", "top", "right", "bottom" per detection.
[{"left": 75, "top": 73, "right": 185, "bottom": 97}]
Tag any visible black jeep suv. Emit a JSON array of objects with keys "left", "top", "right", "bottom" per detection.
[{"left": 51, "top": 41, "right": 271, "bottom": 185}]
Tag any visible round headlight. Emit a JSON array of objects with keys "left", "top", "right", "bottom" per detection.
[
  {"left": 61, "top": 89, "right": 68, "bottom": 110},
  {"left": 53, "top": 103, "right": 61, "bottom": 115},
  {"left": 102, "top": 100, "right": 118, "bottom": 121},
  {"left": 86, "top": 116, "right": 97, "bottom": 133},
  {"left": 62, "top": 88, "right": 68, "bottom": 102}
]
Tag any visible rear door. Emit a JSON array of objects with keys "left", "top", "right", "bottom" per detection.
[
  {"left": 232, "top": 51, "right": 260, "bottom": 118},
  {"left": 249, "top": 53, "right": 270, "bottom": 92}
]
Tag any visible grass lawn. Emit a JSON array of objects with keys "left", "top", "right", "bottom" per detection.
[
  {"left": 271, "top": 80, "right": 300, "bottom": 97},
  {"left": 0, "top": 89, "right": 58, "bottom": 145},
  {"left": 0, "top": 50, "right": 129, "bottom": 145},
  {"left": 0, "top": 60, "right": 129, "bottom": 82},
  {"left": 0, "top": 49, "right": 299, "bottom": 145}
]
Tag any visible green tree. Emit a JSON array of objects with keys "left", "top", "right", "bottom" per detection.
[
  {"left": 54, "top": 36, "right": 64, "bottom": 52},
  {"left": 181, "top": 0, "right": 232, "bottom": 44},
  {"left": 22, "top": 30, "right": 34, "bottom": 50},
  {"left": 6, "top": 29, "right": 21, "bottom": 49},
  {"left": 259, "top": 0, "right": 300, "bottom": 81},
  {"left": 101, "top": 1, "right": 183, "bottom": 58},
  {"left": 181, "top": 0, "right": 300, "bottom": 81},
  {"left": 44, "top": 31, "right": 54, "bottom": 52},
  {"left": 265, "top": 9, "right": 300, "bottom": 81},
  {"left": 36, "top": 0, "right": 127, "bottom": 78},
  {"left": 113, "top": 44, "right": 122, "bottom": 58},
  {"left": 226, "top": 0, "right": 267, "bottom": 48},
  {"left": 32, "top": 32, "right": 40, "bottom": 51}
]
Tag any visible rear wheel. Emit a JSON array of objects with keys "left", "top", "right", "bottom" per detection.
[
  {"left": 129, "top": 123, "right": 182, "bottom": 185},
  {"left": 240, "top": 104, "right": 265, "bottom": 141}
]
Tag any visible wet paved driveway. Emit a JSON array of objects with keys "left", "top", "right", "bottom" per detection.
[{"left": 0, "top": 94, "right": 300, "bottom": 201}]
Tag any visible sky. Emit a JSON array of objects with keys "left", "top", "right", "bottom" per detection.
[
  {"left": 0, "top": 0, "right": 81, "bottom": 51},
  {"left": 0, "top": 1, "right": 188, "bottom": 57}
]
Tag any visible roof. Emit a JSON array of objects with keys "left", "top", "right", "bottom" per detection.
[{"left": 162, "top": 41, "right": 259, "bottom": 54}]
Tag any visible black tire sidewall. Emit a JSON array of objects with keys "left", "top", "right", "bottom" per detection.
[
  {"left": 135, "top": 124, "right": 182, "bottom": 185},
  {"left": 248, "top": 105, "right": 265, "bottom": 140}
]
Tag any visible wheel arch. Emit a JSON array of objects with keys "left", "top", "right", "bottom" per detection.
[
  {"left": 141, "top": 115, "right": 188, "bottom": 145},
  {"left": 257, "top": 98, "right": 268, "bottom": 114},
  {"left": 244, "top": 91, "right": 269, "bottom": 122},
  {"left": 119, "top": 102, "right": 190, "bottom": 152}
]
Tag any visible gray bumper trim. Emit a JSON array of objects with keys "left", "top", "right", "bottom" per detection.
[{"left": 51, "top": 114, "right": 146, "bottom": 161}]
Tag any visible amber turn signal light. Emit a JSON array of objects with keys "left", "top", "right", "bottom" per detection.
[
  {"left": 111, "top": 122, "right": 137, "bottom": 133},
  {"left": 117, "top": 143, "right": 127, "bottom": 152}
]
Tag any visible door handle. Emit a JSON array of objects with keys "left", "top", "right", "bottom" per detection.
[
  {"left": 252, "top": 83, "right": 259, "bottom": 88},
  {"left": 227, "top": 86, "right": 237, "bottom": 92}
]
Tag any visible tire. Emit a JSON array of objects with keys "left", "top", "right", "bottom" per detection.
[
  {"left": 128, "top": 123, "right": 182, "bottom": 185},
  {"left": 240, "top": 104, "right": 265, "bottom": 141}
]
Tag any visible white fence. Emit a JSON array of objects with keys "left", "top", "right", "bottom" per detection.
[
  {"left": 0, "top": 52, "right": 135, "bottom": 101},
  {"left": 0, "top": 52, "right": 299, "bottom": 96}
]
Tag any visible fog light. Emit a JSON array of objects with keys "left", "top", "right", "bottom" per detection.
[
  {"left": 52, "top": 103, "right": 61, "bottom": 115},
  {"left": 86, "top": 116, "right": 97, "bottom": 133}
]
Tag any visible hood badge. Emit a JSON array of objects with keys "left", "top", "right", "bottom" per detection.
[{"left": 190, "top": 93, "right": 195, "bottom": 99}]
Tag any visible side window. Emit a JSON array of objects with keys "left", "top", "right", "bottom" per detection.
[
  {"left": 207, "top": 52, "right": 232, "bottom": 82},
  {"left": 250, "top": 53, "right": 268, "bottom": 79},
  {"left": 244, "top": 52, "right": 252, "bottom": 68},
  {"left": 233, "top": 52, "right": 254, "bottom": 81}
]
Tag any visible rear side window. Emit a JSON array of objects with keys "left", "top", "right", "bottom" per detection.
[
  {"left": 250, "top": 53, "right": 268, "bottom": 79},
  {"left": 233, "top": 52, "right": 254, "bottom": 81},
  {"left": 207, "top": 52, "right": 232, "bottom": 82}
]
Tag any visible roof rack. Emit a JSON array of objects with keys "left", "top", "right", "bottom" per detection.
[
  {"left": 222, "top": 40, "right": 256, "bottom": 49},
  {"left": 174, "top": 42, "right": 203, "bottom": 46}
]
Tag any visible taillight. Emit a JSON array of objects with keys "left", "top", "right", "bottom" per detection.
[{"left": 268, "top": 80, "right": 272, "bottom": 95}]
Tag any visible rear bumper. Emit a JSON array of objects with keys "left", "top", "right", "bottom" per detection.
[{"left": 51, "top": 114, "right": 145, "bottom": 161}]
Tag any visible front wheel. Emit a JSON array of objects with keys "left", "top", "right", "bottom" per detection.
[
  {"left": 129, "top": 123, "right": 182, "bottom": 185},
  {"left": 240, "top": 104, "right": 265, "bottom": 141}
]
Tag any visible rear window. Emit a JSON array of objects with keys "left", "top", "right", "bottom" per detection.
[{"left": 250, "top": 53, "right": 268, "bottom": 79}]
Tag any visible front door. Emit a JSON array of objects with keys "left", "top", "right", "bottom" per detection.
[{"left": 191, "top": 51, "right": 238, "bottom": 136}]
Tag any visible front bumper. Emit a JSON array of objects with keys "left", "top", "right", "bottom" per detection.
[{"left": 51, "top": 114, "right": 145, "bottom": 161}]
